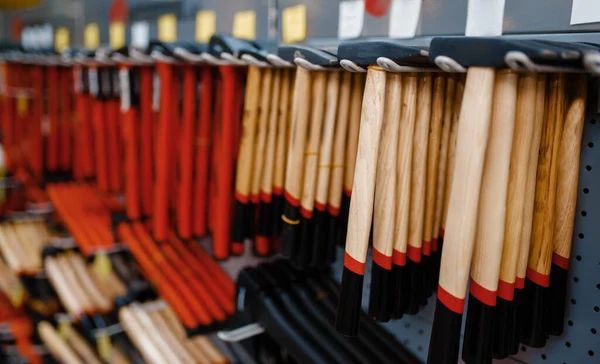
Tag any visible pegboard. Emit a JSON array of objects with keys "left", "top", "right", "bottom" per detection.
[{"left": 330, "top": 77, "right": 600, "bottom": 364}]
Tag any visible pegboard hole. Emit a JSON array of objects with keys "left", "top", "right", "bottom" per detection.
[
  {"left": 566, "top": 341, "right": 572, "bottom": 347},
  {"left": 589, "top": 142, "right": 595, "bottom": 148},
  {"left": 576, "top": 255, "right": 582, "bottom": 261},
  {"left": 542, "top": 354, "right": 547, "bottom": 360},
  {"left": 404, "top": 323, "right": 411, "bottom": 329},
  {"left": 589, "top": 350, "right": 595, "bottom": 357},
  {"left": 573, "top": 277, "right": 579, "bottom": 283},
  {"left": 568, "top": 320, "right": 574, "bottom": 326},
  {"left": 591, "top": 328, "right": 597, "bottom": 334},
  {"left": 417, "top": 346, "right": 423, "bottom": 352},
  {"left": 418, "top": 329, "right": 424, "bottom": 335},
  {"left": 581, "top": 211, "right": 587, "bottom": 217},
  {"left": 586, "top": 165, "right": 592, "bottom": 171},
  {"left": 584, "top": 188, "right": 590, "bottom": 194},
  {"left": 402, "top": 339, "right": 409, "bottom": 346},
  {"left": 578, "top": 233, "right": 585, "bottom": 239},
  {"left": 521, "top": 346, "right": 527, "bottom": 352},
  {"left": 594, "top": 306, "right": 599, "bottom": 312},
  {"left": 597, "top": 284, "right": 600, "bottom": 290},
  {"left": 571, "top": 298, "right": 577, "bottom": 305}
]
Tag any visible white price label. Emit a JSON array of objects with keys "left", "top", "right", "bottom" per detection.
[
  {"left": 89, "top": 69, "right": 99, "bottom": 97},
  {"left": 152, "top": 72, "right": 160, "bottom": 112},
  {"left": 120, "top": 69, "right": 130, "bottom": 112},
  {"left": 571, "top": 0, "right": 600, "bottom": 25},
  {"left": 338, "top": 1, "right": 365, "bottom": 40},
  {"left": 131, "top": 21, "right": 150, "bottom": 49},
  {"left": 388, "top": 0, "right": 422, "bottom": 39},
  {"left": 465, "top": 0, "right": 506, "bottom": 37}
]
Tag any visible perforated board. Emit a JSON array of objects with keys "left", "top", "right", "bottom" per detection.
[{"left": 331, "top": 77, "right": 600, "bottom": 364}]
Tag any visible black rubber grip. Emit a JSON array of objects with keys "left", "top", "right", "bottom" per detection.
[
  {"left": 392, "top": 264, "right": 405, "bottom": 319},
  {"left": 231, "top": 200, "right": 248, "bottom": 245},
  {"left": 295, "top": 215, "right": 314, "bottom": 269},
  {"left": 518, "top": 278, "right": 549, "bottom": 348},
  {"left": 335, "top": 266, "right": 364, "bottom": 337},
  {"left": 256, "top": 201, "right": 273, "bottom": 239},
  {"left": 337, "top": 193, "right": 351, "bottom": 247},
  {"left": 281, "top": 201, "right": 301, "bottom": 259},
  {"left": 547, "top": 263, "right": 569, "bottom": 336},
  {"left": 271, "top": 193, "right": 285, "bottom": 236},
  {"left": 310, "top": 208, "right": 331, "bottom": 270},
  {"left": 402, "top": 258, "right": 423, "bottom": 315},
  {"left": 368, "top": 261, "right": 391, "bottom": 322},
  {"left": 428, "top": 297, "right": 463, "bottom": 364},
  {"left": 493, "top": 296, "right": 517, "bottom": 359},
  {"left": 462, "top": 294, "right": 494, "bottom": 364}
]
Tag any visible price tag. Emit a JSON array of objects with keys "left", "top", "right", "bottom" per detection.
[
  {"left": 232, "top": 10, "right": 256, "bottom": 40},
  {"left": 338, "top": 1, "right": 365, "bottom": 40},
  {"left": 158, "top": 13, "right": 177, "bottom": 42},
  {"left": 96, "top": 331, "right": 113, "bottom": 361},
  {"left": 131, "top": 21, "right": 149, "bottom": 48},
  {"left": 195, "top": 10, "right": 216, "bottom": 43},
  {"left": 57, "top": 315, "right": 71, "bottom": 338},
  {"left": 152, "top": 72, "right": 160, "bottom": 112},
  {"left": 571, "top": 0, "right": 600, "bottom": 25},
  {"left": 109, "top": 22, "right": 125, "bottom": 50},
  {"left": 388, "top": 0, "right": 422, "bottom": 38},
  {"left": 465, "top": 0, "right": 506, "bottom": 37},
  {"left": 54, "top": 27, "right": 69, "bottom": 53},
  {"left": 93, "top": 252, "right": 112, "bottom": 279},
  {"left": 84, "top": 23, "right": 100, "bottom": 50},
  {"left": 120, "top": 69, "right": 130, "bottom": 111},
  {"left": 282, "top": 4, "right": 307, "bottom": 43}
]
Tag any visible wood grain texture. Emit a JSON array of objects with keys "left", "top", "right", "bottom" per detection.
[
  {"left": 344, "top": 73, "right": 367, "bottom": 193},
  {"left": 345, "top": 67, "right": 387, "bottom": 263},
  {"left": 147, "top": 310, "right": 195, "bottom": 363},
  {"left": 315, "top": 72, "right": 341, "bottom": 207},
  {"left": 261, "top": 70, "right": 282, "bottom": 195},
  {"left": 438, "top": 67, "right": 495, "bottom": 299},
  {"left": 518, "top": 74, "right": 547, "bottom": 280},
  {"left": 394, "top": 74, "right": 418, "bottom": 255},
  {"left": 442, "top": 76, "right": 465, "bottom": 231},
  {"left": 408, "top": 74, "right": 433, "bottom": 250},
  {"left": 45, "top": 256, "right": 82, "bottom": 317},
  {"left": 57, "top": 254, "right": 94, "bottom": 315},
  {"left": 424, "top": 75, "right": 446, "bottom": 247},
  {"left": 499, "top": 74, "right": 538, "bottom": 284},
  {"left": 300, "top": 71, "right": 329, "bottom": 213},
  {"left": 132, "top": 305, "right": 183, "bottom": 364},
  {"left": 273, "top": 70, "right": 292, "bottom": 192},
  {"left": 284, "top": 67, "right": 312, "bottom": 201},
  {"left": 250, "top": 69, "right": 274, "bottom": 200},
  {"left": 554, "top": 75, "right": 588, "bottom": 259},
  {"left": 68, "top": 254, "right": 112, "bottom": 312},
  {"left": 38, "top": 321, "right": 83, "bottom": 364},
  {"left": 234, "top": 66, "right": 262, "bottom": 196},
  {"left": 433, "top": 76, "right": 456, "bottom": 240},
  {"left": 471, "top": 71, "right": 518, "bottom": 290},
  {"left": 327, "top": 72, "right": 353, "bottom": 211},
  {"left": 373, "top": 73, "right": 402, "bottom": 256},
  {"left": 528, "top": 74, "right": 565, "bottom": 276},
  {"left": 119, "top": 307, "right": 168, "bottom": 364}
]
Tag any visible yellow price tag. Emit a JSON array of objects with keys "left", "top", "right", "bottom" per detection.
[
  {"left": 109, "top": 22, "right": 125, "bottom": 50},
  {"left": 96, "top": 331, "right": 113, "bottom": 361},
  {"left": 57, "top": 316, "right": 71, "bottom": 338},
  {"left": 54, "top": 27, "right": 70, "bottom": 53},
  {"left": 16, "top": 91, "right": 28, "bottom": 117},
  {"left": 158, "top": 13, "right": 177, "bottom": 42},
  {"left": 84, "top": 23, "right": 100, "bottom": 50},
  {"left": 232, "top": 10, "right": 256, "bottom": 40},
  {"left": 10, "top": 283, "right": 25, "bottom": 307},
  {"left": 93, "top": 252, "right": 112, "bottom": 279},
  {"left": 195, "top": 10, "right": 216, "bottom": 43},
  {"left": 282, "top": 4, "right": 307, "bottom": 43}
]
